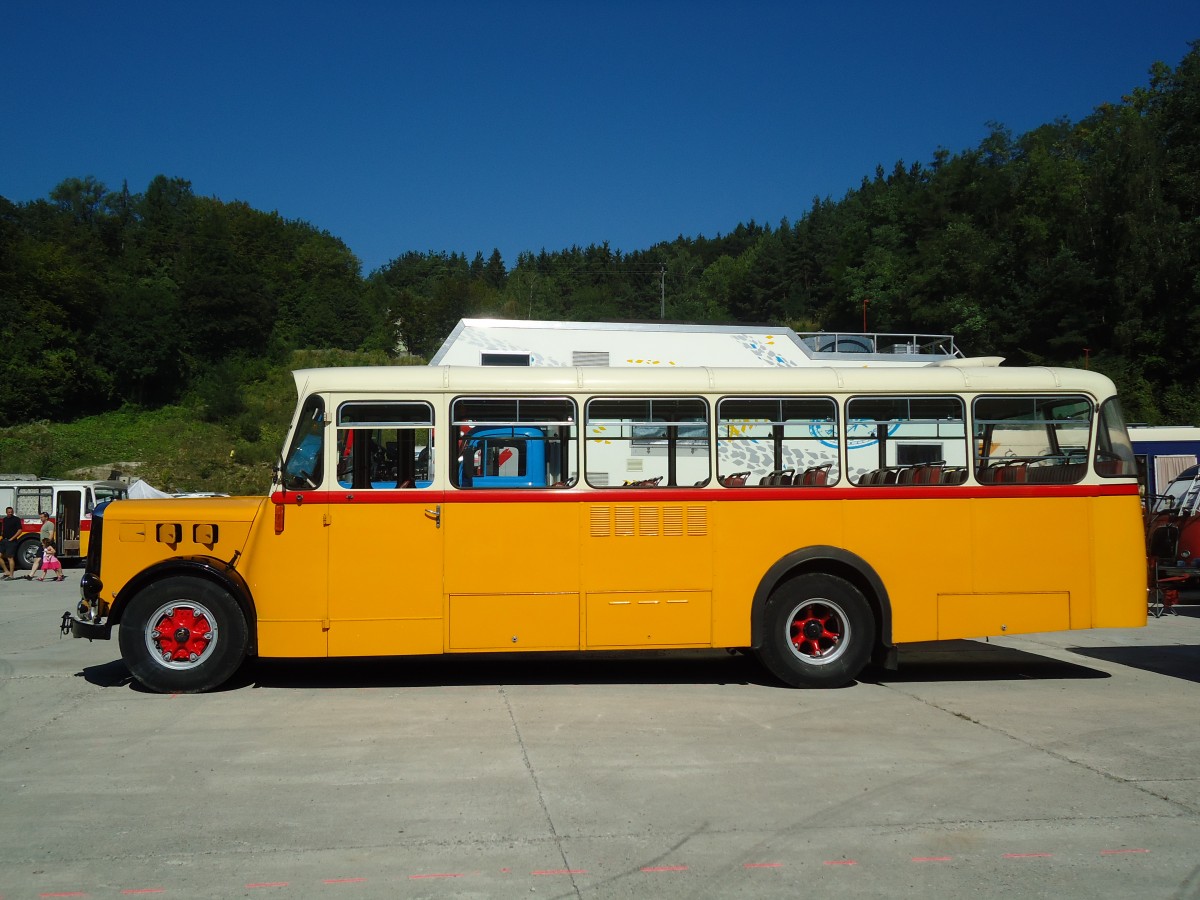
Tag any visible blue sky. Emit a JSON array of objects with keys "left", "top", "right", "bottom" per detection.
[{"left": 3, "top": 2, "right": 1196, "bottom": 274}]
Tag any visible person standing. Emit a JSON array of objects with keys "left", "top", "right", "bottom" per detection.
[
  {"left": 36, "top": 539, "right": 63, "bottom": 582},
  {"left": 0, "top": 506, "right": 22, "bottom": 580},
  {"left": 24, "top": 512, "right": 55, "bottom": 580}
]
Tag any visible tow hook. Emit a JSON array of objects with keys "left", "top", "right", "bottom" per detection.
[{"left": 60, "top": 611, "right": 73, "bottom": 637}]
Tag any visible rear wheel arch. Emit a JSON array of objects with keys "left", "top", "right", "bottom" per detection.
[{"left": 751, "top": 545, "right": 892, "bottom": 657}]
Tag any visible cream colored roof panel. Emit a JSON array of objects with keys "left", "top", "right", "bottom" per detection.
[{"left": 294, "top": 364, "right": 1117, "bottom": 399}]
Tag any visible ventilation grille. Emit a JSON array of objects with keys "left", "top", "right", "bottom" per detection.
[
  {"left": 589, "top": 505, "right": 709, "bottom": 538},
  {"left": 573, "top": 350, "right": 610, "bottom": 366}
]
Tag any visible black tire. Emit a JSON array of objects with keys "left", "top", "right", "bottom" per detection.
[
  {"left": 756, "top": 572, "right": 875, "bottom": 688},
  {"left": 118, "top": 576, "right": 249, "bottom": 693},
  {"left": 17, "top": 539, "right": 40, "bottom": 570}
]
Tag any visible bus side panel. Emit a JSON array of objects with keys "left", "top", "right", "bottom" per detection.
[
  {"left": 444, "top": 500, "right": 580, "bottom": 595},
  {"left": 937, "top": 592, "right": 1071, "bottom": 638},
  {"left": 846, "top": 497, "right": 975, "bottom": 644},
  {"left": 712, "top": 495, "right": 979, "bottom": 646},
  {"left": 243, "top": 497, "right": 329, "bottom": 658},
  {"left": 580, "top": 501, "right": 714, "bottom": 648},
  {"left": 1090, "top": 494, "right": 1148, "bottom": 629},
  {"left": 444, "top": 499, "right": 581, "bottom": 650},
  {"left": 327, "top": 497, "right": 444, "bottom": 657},
  {"left": 79, "top": 517, "right": 94, "bottom": 559},
  {"left": 581, "top": 502, "right": 713, "bottom": 592},
  {"left": 448, "top": 593, "right": 580, "bottom": 650},
  {"left": 969, "top": 497, "right": 1091, "bottom": 599},
  {"left": 100, "top": 497, "right": 261, "bottom": 606},
  {"left": 709, "top": 496, "right": 847, "bottom": 647},
  {"left": 586, "top": 590, "right": 711, "bottom": 647}
]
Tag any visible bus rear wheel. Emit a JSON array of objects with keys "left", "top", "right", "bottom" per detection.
[
  {"left": 118, "top": 576, "right": 248, "bottom": 693},
  {"left": 757, "top": 573, "right": 875, "bottom": 688}
]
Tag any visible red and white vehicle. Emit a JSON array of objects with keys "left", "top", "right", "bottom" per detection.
[
  {"left": 0, "top": 476, "right": 128, "bottom": 569},
  {"left": 1145, "top": 464, "right": 1200, "bottom": 615}
]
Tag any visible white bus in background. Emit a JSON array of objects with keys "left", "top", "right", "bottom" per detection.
[
  {"left": 1127, "top": 425, "right": 1200, "bottom": 501},
  {"left": 0, "top": 476, "right": 128, "bottom": 568}
]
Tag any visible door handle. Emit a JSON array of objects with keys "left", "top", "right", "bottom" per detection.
[{"left": 424, "top": 505, "right": 441, "bottom": 528}]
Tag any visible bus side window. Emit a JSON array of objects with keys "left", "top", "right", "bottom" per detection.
[
  {"left": 973, "top": 395, "right": 1091, "bottom": 485},
  {"left": 451, "top": 397, "right": 578, "bottom": 489},
  {"left": 336, "top": 401, "right": 435, "bottom": 489},
  {"left": 283, "top": 396, "right": 326, "bottom": 490},
  {"left": 585, "top": 396, "right": 709, "bottom": 488},
  {"left": 846, "top": 396, "right": 966, "bottom": 486},
  {"left": 717, "top": 397, "right": 839, "bottom": 487}
]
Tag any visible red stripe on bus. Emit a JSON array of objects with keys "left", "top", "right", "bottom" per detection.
[
  {"left": 17, "top": 520, "right": 92, "bottom": 533},
  {"left": 271, "top": 482, "right": 1139, "bottom": 506}
]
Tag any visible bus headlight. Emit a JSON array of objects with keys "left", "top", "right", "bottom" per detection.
[{"left": 80, "top": 572, "right": 104, "bottom": 602}]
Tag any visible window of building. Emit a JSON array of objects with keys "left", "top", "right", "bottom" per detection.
[{"left": 480, "top": 353, "right": 532, "bottom": 366}]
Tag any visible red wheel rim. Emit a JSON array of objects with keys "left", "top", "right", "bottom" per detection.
[
  {"left": 144, "top": 601, "right": 218, "bottom": 669},
  {"left": 786, "top": 599, "right": 850, "bottom": 665}
]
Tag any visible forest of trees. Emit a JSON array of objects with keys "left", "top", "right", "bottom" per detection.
[{"left": 2, "top": 41, "right": 1198, "bottom": 429}]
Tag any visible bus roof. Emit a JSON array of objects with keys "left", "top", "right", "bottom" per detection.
[
  {"left": 293, "top": 364, "right": 1119, "bottom": 399},
  {"left": 0, "top": 477, "right": 127, "bottom": 489}
]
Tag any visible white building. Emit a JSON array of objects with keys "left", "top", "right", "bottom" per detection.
[{"left": 429, "top": 319, "right": 974, "bottom": 368}]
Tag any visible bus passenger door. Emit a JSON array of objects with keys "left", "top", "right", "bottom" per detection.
[
  {"left": 441, "top": 401, "right": 583, "bottom": 653},
  {"left": 55, "top": 489, "right": 83, "bottom": 558},
  {"left": 326, "top": 490, "right": 444, "bottom": 656},
  {"left": 326, "top": 401, "right": 444, "bottom": 657},
  {"left": 254, "top": 394, "right": 333, "bottom": 658}
]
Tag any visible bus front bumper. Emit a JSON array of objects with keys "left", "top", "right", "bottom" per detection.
[
  {"left": 64, "top": 612, "right": 113, "bottom": 640},
  {"left": 62, "top": 587, "right": 113, "bottom": 640},
  {"left": 62, "top": 572, "right": 113, "bottom": 639}
]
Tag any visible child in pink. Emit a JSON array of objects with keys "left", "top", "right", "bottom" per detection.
[{"left": 37, "top": 539, "right": 63, "bottom": 581}]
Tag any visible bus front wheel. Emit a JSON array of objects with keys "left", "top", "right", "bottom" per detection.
[
  {"left": 757, "top": 573, "right": 875, "bottom": 688},
  {"left": 118, "top": 576, "right": 249, "bottom": 693}
]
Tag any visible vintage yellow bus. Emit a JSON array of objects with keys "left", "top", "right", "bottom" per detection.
[{"left": 64, "top": 363, "right": 1146, "bottom": 693}]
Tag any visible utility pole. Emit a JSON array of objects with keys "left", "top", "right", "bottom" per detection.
[{"left": 660, "top": 265, "right": 666, "bottom": 319}]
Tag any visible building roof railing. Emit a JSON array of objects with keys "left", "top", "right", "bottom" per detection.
[{"left": 795, "top": 332, "right": 962, "bottom": 358}]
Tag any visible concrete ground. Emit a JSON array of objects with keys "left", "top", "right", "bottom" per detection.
[{"left": 1, "top": 573, "right": 1198, "bottom": 899}]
